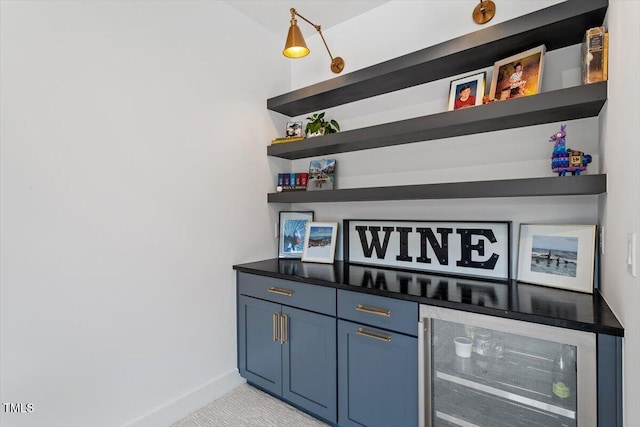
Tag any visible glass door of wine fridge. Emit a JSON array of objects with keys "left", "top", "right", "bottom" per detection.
[{"left": 418, "top": 305, "right": 596, "bottom": 427}]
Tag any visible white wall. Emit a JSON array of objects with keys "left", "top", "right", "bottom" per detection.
[
  {"left": 0, "top": 1, "right": 288, "bottom": 426},
  {"left": 600, "top": 1, "right": 640, "bottom": 425},
  {"left": 284, "top": 0, "right": 639, "bottom": 424},
  {"left": 2, "top": 1, "right": 637, "bottom": 426}
]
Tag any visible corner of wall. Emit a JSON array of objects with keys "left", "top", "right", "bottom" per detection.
[{"left": 121, "top": 370, "right": 245, "bottom": 427}]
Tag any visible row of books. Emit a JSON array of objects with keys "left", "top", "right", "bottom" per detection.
[
  {"left": 278, "top": 173, "right": 308, "bottom": 192},
  {"left": 271, "top": 136, "right": 305, "bottom": 145}
]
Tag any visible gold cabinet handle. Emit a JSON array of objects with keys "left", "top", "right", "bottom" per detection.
[
  {"left": 272, "top": 313, "right": 280, "bottom": 342},
  {"left": 356, "top": 327, "right": 392, "bottom": 343},
  {"left": 280, "top": 314, "right": 288, "bottom": 344},
  {"left": 356, "top": 304, "right": 391, "bottom": 317},
  {"left": 268, "top": 287, "right": 293, "bottom": 297}
]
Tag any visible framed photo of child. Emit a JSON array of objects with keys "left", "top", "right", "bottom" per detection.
[
  {"left": 489, "top": 45, "right": 546, "bottom": 101},
  {"left": 447, "top": 72, "right": 485, "bottom": 111}
]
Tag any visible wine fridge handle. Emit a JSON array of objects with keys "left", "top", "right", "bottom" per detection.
[{"left": 418, "top": 319, "right": 432, "bottom": 427}]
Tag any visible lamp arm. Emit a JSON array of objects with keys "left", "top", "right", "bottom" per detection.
[{"left": 290, "top": 8, "right": 336, "bottom": 61}]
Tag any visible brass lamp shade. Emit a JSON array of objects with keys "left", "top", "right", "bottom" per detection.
[{"left": 283, "top": 18, "right": 309, "bottom": 58}]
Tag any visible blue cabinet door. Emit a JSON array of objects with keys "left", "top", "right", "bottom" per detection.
[
  {"left": 238, "top": 295, "right": 282, "bottom": 396},
  {"left": 338, "top": 319, "right": 418, "bottom": 427},
  {"left": 282, "top": 306, "right": 337, "bottom": 424}
]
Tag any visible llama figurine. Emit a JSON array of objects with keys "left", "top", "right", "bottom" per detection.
[{"left": 550, "top": 124, "right": 592, "bottom": 176}]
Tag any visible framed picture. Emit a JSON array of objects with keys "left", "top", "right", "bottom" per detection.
[
  {"left": 447, "top": 72, "right": 485, "bottom": 110},
  {"left": 517, "top": 224, "right": 596, "bottom": 293},
  {"left": 278, "top": 211, "right": 314, "bottom": 258},
  {"left": 302, "top": 222, "right": 338, "bottom": 264},
  {"left": 344, "top": 219, "right": 511, "bottom": 281},
  {"left": 489, "top": 45, "right": 546, "bottom": 101},
  {"left": 307, "top": 159, "right": 336, "bottom": 191},
  {"left": 285, "top": 121, "right": 303, "bottom": 138}
]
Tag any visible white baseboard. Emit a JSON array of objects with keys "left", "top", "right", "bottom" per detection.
[{"left": 121, "top": 369, "right": 245, "bottom": 427}]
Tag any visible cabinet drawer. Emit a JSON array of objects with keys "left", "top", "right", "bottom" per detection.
[
  {"left": 237, "top": 272, "right": 336, "bottom": 316},
  {"left": 337, "top": 290, "right": 418, "bottom": 336}
]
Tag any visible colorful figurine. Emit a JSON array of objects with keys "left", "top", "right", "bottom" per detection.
[{"left": 550, "top": 124, "right": 591, "bottom": 176}]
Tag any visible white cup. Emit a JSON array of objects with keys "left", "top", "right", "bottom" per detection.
[{"left": 454, "top": 337, "right": 473, "bottom": 358}]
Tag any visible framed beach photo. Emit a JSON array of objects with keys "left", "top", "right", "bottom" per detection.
[
  {"left": 447, "top": 72, "right": 485, "bottom": 111},
  {"left": 302, "top": 222, "right": 338, "bottom": 264},
  {"left": 278, "top": 211, "right": 314, "bottom": 258},
  {"left": 285, "top": 121, "right": 303, "bottom": 137},
  {"left": 517, "top": 224, "right": 596, "bottom": 293},
  {"left": 489, "top": 45, "right": 546, "bottom": 101}
]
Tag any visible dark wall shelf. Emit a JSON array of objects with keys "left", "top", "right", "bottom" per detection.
[
  {"left": 267, "top": 0, "right": 607, "bottom": 116},
  {"left": 267, "top": 82, "right": 607, "bottom": 160},
  {"left": 267, "top": 174, "right": 606, "bottom": 204}
]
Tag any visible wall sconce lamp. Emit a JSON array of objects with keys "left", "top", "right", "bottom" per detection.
[
  {"left": 472, "top": 0, "right": 496, "bottom": 25},
  {"left": 283, "top": 8, "right": 345, "bottom": 74}
]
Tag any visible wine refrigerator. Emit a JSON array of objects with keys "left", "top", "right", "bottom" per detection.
[{"left": 418, "top": 305, "right": 596, "bottom": 427}]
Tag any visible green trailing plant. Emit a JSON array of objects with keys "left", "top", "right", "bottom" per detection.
[{"left": 305, "top": 112, "right": 340, "bottom": 136}]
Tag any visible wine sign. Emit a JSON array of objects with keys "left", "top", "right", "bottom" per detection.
[{"left": 344, "top": 220, "right": 511, "bottom": 281}]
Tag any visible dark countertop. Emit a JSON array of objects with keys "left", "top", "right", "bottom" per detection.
[{"left": 233, "top": 258, "right": 624, "bottom": 337}]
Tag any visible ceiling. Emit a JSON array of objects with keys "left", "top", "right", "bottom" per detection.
[{"left": 223, "top": 0, "right": 389, "bottom": 38}]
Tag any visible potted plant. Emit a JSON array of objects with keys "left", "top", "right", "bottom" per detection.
[{"left": 305, "top": 112, "right": 340, "bottom": 137}]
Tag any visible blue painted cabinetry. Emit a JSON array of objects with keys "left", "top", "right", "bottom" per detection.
[
  {"left": 337, "top": 290, "right": 418, "bottom": 427},
  {"left": 238, "top": 296, "right": 282, "bottom": 395},
  {"left": 237, "top": 273, "right": 337, "bottom": 424}
]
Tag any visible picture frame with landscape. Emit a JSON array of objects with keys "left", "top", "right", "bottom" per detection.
[
  {"left": 278, "top": 211, "right": 314, "bottom": 258},
  {"left": 517, "top": 224, "right": 596, "bottom": 293},
  {"left": 302, "top": 222, "right": 338, "bottom": 264},
  {"left": 307, "top": 159, "right": 336, "bottom": 191},
  {"left": 489, "top": 45, "right": 546, "bottom": 101}
]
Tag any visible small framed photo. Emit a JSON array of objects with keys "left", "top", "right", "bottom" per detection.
[
  {"left": 447, "top": 72, "right": 485, "bottom": 110},
  {"left": 285, "top": 121, "right": 303, "bottom": 137},
  {"left": 307, "top": 159, "right": 336, "bottom": 191},
  {"left": 302, "top": 222, "right": 338, "bottom": 264},
  {"left": 489, "top": 45, "right": 546, "bottom": 101},
  {"left": 517, "top": 224, "right": 596, "bottom": 293},
  {"left": 278, "top": 211, "right": 314, "bottom": 258}
]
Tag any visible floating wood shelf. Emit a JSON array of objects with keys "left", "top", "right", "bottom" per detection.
[
  {"left": 267, "top": 83, "right": 607, "bottom": 160},
  {"left": 267, "top": 174, "right": 606, "bottom": 203},
  {"left": 267, "top": 0, "right": 607, "bottom": 117}
]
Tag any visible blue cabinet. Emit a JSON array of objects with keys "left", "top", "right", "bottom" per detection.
[
  {"left": 237, "top": 274, "right": 337, "bottom": 424},
  {"left": 338, "top": 320, "right": 418, "bottom": 427},
  {"left": 337, "top": 290, "right": 418, "bottom": 427},
  {"left": 283, "top": 306, "right": 337, "bottom": 422},
  {"left": 238, "top": 296, "right": 283, "bottom": 395}
]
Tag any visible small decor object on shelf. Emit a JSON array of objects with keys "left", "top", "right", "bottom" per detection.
[
  {"left": 278, "top": 211, "right": 314, "bottom": 258},
  {"left": 285, "top": 121, "right": 303, "bottom": 137},
  {"left": 301, "top": 222, "right": 338, "bottom": 264},
  {"left": 276, "top": 173, "right": 308, "bottom": 192},
  {"left": 307, "top": 159, "right": 336, "bottom": 191},
  {"left": 517, "top": 224, "right": 596, "bottom": 293},
  {"left": 305, "top": 112, "right": 340, "bottom": 137},
  {"left": 448, "top": 72, "right": 486, "bottom": 110},
  {"left": 582, "top": 26, "right": 608, "bottom": 84},
  {"left": 549, "top": 124, "right": 591, "bottom": 176},
  {"left": 489, "top": 45, "right": 545, "bottom": 101}
]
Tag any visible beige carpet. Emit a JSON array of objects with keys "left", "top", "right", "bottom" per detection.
[{"left": 172, "top": 383, "right": 331, "bottom": 427}]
